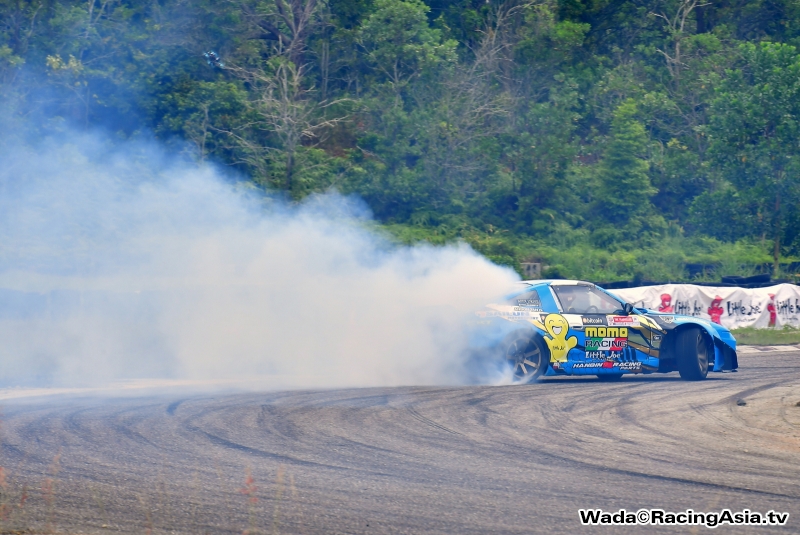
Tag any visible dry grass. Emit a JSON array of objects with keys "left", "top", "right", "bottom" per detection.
[{"left": 0, "top": 458, "right": 304, "bottom": 535}]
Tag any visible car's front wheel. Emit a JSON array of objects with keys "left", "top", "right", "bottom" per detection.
[
  {"left": 502, "top": 331, "right": 547, "bottom": 383},
  {"left": 676, "top": 327, "right": 710, "bottom": 380}
]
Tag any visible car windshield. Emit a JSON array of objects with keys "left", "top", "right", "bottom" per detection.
[{"left": 552, "top": 285, "right": 625, "bottom": 314}]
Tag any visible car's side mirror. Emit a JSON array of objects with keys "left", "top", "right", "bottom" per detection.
[{"left": 623, "top": 302, "right": 634, "bottom": 315}]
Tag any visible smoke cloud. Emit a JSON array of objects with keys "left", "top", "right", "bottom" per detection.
[{"left": 0, "top": 131, "right": 518, "bottom": 389}]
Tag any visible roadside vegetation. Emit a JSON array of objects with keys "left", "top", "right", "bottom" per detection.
[
  {"left": 731, "top": 326, "right": 800, "bottom": 346},
  {"left": 2, "top": 0, "right": 800, "bottom": 281}
]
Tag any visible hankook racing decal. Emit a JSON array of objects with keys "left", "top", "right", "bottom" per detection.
[{"left": 572, "top": 361, "right": 642, "bottom": 371}]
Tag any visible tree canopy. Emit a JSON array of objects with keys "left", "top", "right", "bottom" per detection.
[{"left": 2, "top": 0, "right": 800, "bottom": 280}]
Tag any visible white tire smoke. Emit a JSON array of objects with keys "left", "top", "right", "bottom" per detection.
[{"left": 0, "top": 132, "right": 518, "bottom": 389}]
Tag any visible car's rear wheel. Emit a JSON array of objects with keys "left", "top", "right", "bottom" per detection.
[
  {"left": 676, "top": 327, "right": 710, "bottom": 381},
  {"left": 503, "top": 331, "right": 547, "bottom": 383},
  {"left": 596, "top": 373, "right": 623, "bottom": 381}
]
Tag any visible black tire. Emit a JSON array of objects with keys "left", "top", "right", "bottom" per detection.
[
  {"left": 596, "top": 373, "right": 624, "bottom": 381},
  {"left": 676, "top": 327, "right": 710, "bottom": 380},
  {"left": 502, "top": 331, "right": 547, "bottom": 383}
]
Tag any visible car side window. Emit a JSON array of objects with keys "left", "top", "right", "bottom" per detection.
[
  {"left": 552, "top": 285, "right": 625, "bottom": 314},
  {"left": 508, "top": 289, "right": 543, "bottom": 311}
]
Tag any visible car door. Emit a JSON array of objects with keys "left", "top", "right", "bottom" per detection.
[{"left": 550, "top": 284, "right": 644, "bottom": 366}]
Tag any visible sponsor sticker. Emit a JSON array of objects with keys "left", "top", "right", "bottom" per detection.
[
  {"left": 659, "top": 316, "right": 675, "bottom": 323},
  {"left": 476, "top": 309, "right": 538, "bottom": 319},
  {"left": 585, "top": 326, "right": 629, "bottom": 351},
  {"left": 586, "top": 350, "right": 623, "bottom": 360},
  {"left": 586, "top": 338, "right": 627, "bottom": 350},
  {"left": 572, "top": 361, "right": 642, "bottom": 371},
  {"left": 608, "top": 315, "right": 640, "bottom": 327},
  {"left": 585, "top": 327, "right": 629, "bottom": 338},
  {"left": 573, "top": 361, "right": 619, "bottom": 369},
  {"left": 572, "top": 362, "right": 606, "bottom": 369},
  {"left": 582, "top": 316, "right": 605, "bottom": 325}
]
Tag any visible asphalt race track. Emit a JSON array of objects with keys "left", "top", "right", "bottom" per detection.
[{"left": 1, "top": 352, "right": 798, "bottom": 534}]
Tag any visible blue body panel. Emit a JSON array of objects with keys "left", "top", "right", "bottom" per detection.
[{"left": 656, "top": 313, "right": 737, "bottom": 372}]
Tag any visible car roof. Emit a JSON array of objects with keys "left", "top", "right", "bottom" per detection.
[{"left": 520, "top": 279, "right": 594, "bottom": 286}]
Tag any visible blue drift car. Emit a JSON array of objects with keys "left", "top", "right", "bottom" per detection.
[{"left": 473, "top": 280, "right": 738, "bottom": 382}]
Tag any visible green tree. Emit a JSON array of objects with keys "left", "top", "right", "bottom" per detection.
[
  {"left": 357, "top": 0, "right": 456, "bottom": 100},
  {"left": 502, "top": 79, "right": 582, "bottom": 235},
  {"left": 0, "top": 0, "right": 37, "bottom": 85},
  {"left": 639, "top": 2, "right": 735, "bottom": 223},
  {"left": 590, "top": 99, "right": 662, "bottom": 245},
  {"left": 151, "top": 79, "right": 248, "bottom": 162},
  {"left": 707, "top": 42, "right": 800, "bottom": 274},
  {"left": 228, "top": 56, "right": 350, "bottom": 196}
]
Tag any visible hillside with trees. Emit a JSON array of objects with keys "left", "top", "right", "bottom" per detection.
[{"left": 2, "top": 0, "right": 799, "bottom": 281}]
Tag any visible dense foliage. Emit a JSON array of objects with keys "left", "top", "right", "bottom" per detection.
[{"left": 2, "top": 0, "right": 800, "bottom": 280}]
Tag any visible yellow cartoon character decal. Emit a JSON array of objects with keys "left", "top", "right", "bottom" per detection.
[{"left": 532, "top": 314, "right": 578, "bottom": 363}]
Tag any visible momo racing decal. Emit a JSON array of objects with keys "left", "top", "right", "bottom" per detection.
[{"left": 585, "top": 326, "right": 628, "bottom": 351}]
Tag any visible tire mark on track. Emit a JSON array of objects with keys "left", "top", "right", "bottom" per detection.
[
  {"left": 181, "top": 420, "right": 399, "bottom": 479},
  {"left": 166, "top": 400, "right": 185, "bottom": 416},
  {"left": 107, "top": 405, "right": 166, "bottom": 450},
  {"left": 723, "top": 381, "right": 786, "bottom": 405},
  {"left": 406, "top": 406, "right": 466, "bottom": 437},
  {"left": 1, "top": 352, "right": 797, "bottom": 534}
]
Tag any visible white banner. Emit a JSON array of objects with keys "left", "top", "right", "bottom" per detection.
[{"left": 610, "top": 284, "right": 800, "bottom": 330}]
